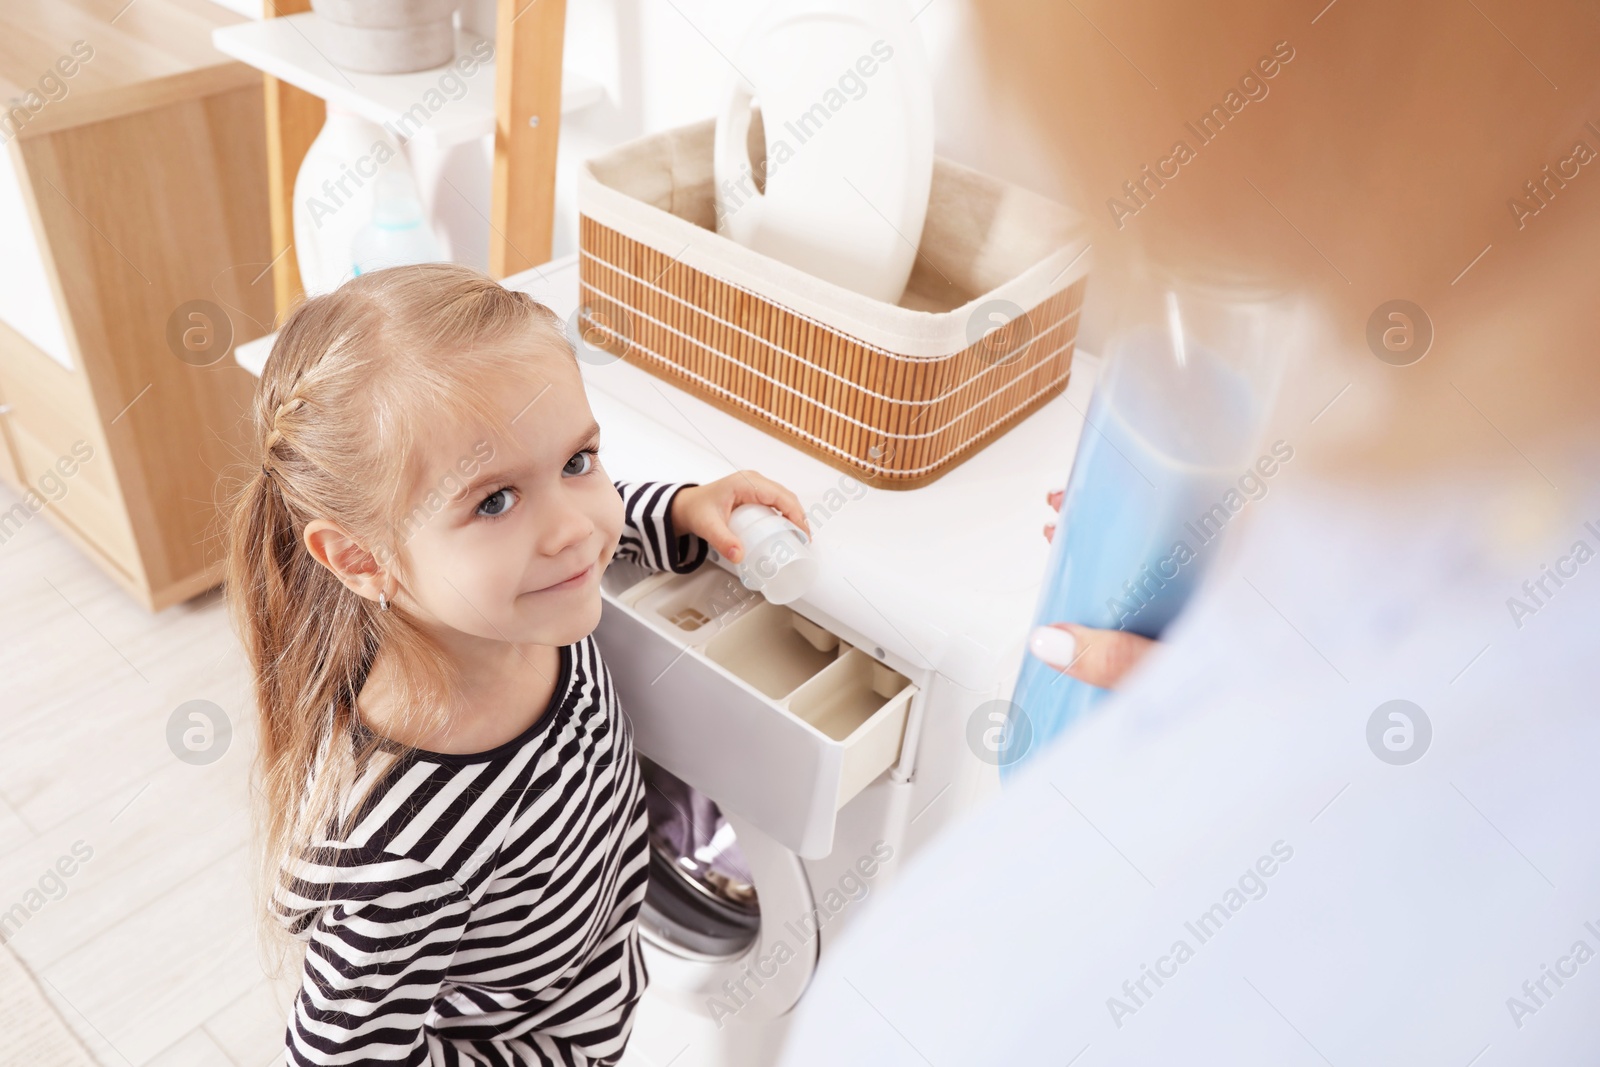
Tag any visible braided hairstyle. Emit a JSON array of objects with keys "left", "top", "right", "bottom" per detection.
[{"left": 227, "top": 262, "right": 570, "bottom": 973}]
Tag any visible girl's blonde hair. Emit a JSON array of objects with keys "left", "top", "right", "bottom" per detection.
[{"left": 226, "top": 262, "right": 570, "bottom": 973}]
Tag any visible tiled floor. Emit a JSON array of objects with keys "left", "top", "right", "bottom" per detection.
[{"left": 0, "top": 482, "right": 294, "bottom": 1066}]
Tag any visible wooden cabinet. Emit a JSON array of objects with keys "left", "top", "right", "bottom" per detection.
[{"left": 0, "top": 0, "right": 275, "bottom": 610}]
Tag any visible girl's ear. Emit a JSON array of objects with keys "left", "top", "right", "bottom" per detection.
[{"left": 304, "top": 519, "right": 386, "bottom": 603}]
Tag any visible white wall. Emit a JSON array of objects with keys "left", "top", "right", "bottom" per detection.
[{"left": 0, "top": 149, "right": 76, "bottom": 370}]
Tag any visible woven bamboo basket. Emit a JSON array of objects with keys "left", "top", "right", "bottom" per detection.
[{"left": 575, "top": 120, "right": 1091, "bottom": 489}]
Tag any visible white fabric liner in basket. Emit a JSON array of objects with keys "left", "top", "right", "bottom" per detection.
[{"left": 577, "top": 119, "right": 1091, "bottom": 360}]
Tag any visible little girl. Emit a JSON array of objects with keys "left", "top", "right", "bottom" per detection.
[{"left": 227, "top": 262, "right": 808, "bottom": 1065}]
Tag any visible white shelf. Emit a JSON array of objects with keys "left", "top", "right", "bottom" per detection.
[{"left": 212, "top": 14, "right": 604, "bottom": 148}]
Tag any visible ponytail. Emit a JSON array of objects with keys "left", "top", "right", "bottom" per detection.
[{"left": 226, "top": 262, "right": 543, "bottom": 974}]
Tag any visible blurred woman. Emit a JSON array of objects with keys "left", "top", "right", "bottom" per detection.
[{"left": 778, "top": 1, "right": 1600, "bottom": 1061}]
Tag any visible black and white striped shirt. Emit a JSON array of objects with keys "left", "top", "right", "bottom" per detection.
[{"left": 273, "top": 482, "right": 707, "bottom": 1066}]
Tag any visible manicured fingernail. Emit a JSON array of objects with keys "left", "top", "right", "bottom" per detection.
[
  {"left": 1029, "top": 625, "right": 1076, "bottom": 668},
  {"left": 1043, "top": 523, "right": 1055, "bottom": 542}
]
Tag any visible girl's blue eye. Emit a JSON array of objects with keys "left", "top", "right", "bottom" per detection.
[
  {"left": 473, "top": 450, "right": 593, "bottom": 518},
  {"left": 476, "top": 488, "right": 517, "bottom": 518},
  {"left": 564, "top": 449, "right": 597, "bottom": 477}
]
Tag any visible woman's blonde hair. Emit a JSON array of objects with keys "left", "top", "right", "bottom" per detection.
[
  {"left": 970, "top": 0, "right": 1600, "bottom": 477},
  {"left": 226, "top": 262, "right": 570, "bottom": 974}
]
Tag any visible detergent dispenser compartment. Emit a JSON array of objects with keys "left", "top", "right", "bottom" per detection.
[
  {"left": 788, "top": 649, "right": 909, "bottom": 742},
  {"left": 788, "top": 648, "right": 912, "bottom": 808},
  {"left": 601, "top": 557, "right": 654, "bottom": 599},
  {"left": 704, "top": 602, "right": 843, "bottom": 699},
  {"left": 596, "top": 563, "right": 920, "bottom": 858},
  {"left": 631, "top": 565, "right": 762, "bottom": 643}
]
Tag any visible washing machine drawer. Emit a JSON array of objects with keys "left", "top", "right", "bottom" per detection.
[{"left": 596, "top": 563, "right": 917, "bottom": 859}]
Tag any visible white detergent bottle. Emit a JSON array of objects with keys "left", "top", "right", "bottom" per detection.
[
  {"left": 291, "top": 105, "right": 416, "bottom": 295},
  {"left": 351, "top": 172, "right": 444, "bottom": 276}
]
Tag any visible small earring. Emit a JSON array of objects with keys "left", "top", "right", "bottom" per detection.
[{"left": 378, "top": 592, "right": 389, "bottom": 612}]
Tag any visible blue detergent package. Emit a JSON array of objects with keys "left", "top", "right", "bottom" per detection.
[{"left": 1001, "top": 274, "right": 1300, "bottom": 774}]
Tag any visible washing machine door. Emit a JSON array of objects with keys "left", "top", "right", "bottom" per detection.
[{"left": 639, "top": 759, "right": 817, "bottom": 1022}]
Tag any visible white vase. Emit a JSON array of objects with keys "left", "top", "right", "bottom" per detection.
[
  {"left": 309, "top": 0, "right": 460, "bottom": 74},
  {"left": 293, "top": 106, "right": 422, "bottom": 295}
]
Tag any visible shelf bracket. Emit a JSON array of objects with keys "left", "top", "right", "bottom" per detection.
[{"left": 490, "top": 0, "right": 568, "bottom": 278}]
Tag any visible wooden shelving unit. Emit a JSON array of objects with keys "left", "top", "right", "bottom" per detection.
[
  {"left": 224, "top": 0, "right": 576, "bottom": 320},
  {"left": 0, "top": 0, "right": 275, "bottom": 611}
]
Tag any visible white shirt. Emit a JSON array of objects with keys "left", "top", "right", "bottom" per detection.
[{"left": 779, "top": 467, "right": 1600, "bottom": 1065}]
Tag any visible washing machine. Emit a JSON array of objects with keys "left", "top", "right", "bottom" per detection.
[{"left": 537, "top": 258, "right": 1099, "bottom": 1066}]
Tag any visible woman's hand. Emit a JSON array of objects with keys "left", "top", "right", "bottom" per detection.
[
  {"left": 1029, "top": 623, "right": 1156, "bottom": 689},
  {"left": 1036, "top": 485, "right": 1156, "bottom": 689},
  {"left": 671, "top": 471, "right": 810, "bottom": 563}
]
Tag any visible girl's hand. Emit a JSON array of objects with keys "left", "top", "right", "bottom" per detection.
[{"left": 672, "top": 471, "right": 810, "bottom": 563}]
